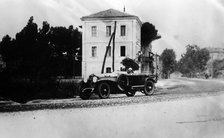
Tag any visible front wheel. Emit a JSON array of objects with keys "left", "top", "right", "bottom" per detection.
[
  {"left": 98, "top": 82, "right": 111, "bottom": 99},
  {"left": 144, "top": 80, "right": 155, "bottom": 96}
]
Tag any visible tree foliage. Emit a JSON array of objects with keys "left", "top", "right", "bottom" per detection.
[
  {"left": 49, "top": 25, "right": 82, "bottom": 76},
  {"left": 141, "top": 22, "right": 161, "bottom": 47},
  {"left": 160, "top": 49, "right": 177, "bottom": 78},
  {"left": 178, "top": 45, "right": 210, "bottom": 77},
  {"left": 0, "top": 17, "right": 82, "bottom": 102},
  {"left": 0, "top": 16, "right": 82, "bottom": 78},
  {"left": 121, "top": 57, "right": 139, "bottom": 71}
]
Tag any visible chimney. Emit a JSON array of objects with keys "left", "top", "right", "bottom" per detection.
[{"left": 123, "top": 6, "right": 125, "bottom": 12}]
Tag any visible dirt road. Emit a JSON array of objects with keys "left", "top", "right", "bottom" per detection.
[
  {"left": 0, "top": 90, "right": 224, "bottom": 138},
  {"left": 0, "top": 78, "right": 224, "bottom": 138}
]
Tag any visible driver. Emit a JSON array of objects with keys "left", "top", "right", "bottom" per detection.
[{"left": 127, "top": 67, "right": 134, "bottom": 74}]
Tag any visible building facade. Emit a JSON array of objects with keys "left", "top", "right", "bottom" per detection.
[
  {"left": 206, "top": 47, "right": 224, "bottom": 78},
  {"left": 81, "top": 9, "right": 142, "bottom": 79},
  {"left": 206, "top": 47, "right": 224, "bottom": 61}
]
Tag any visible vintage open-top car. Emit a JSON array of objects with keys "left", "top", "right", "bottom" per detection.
[{"left": 79, "top": 72, "right": 157, "bottom": 100}]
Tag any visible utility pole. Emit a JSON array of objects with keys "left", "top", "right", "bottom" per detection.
[
  {"left": 155, "top": 53, "right": 160, "bottom": 81},
  {"left": 155, "top": 53, "right": 157, "bottom": 76},
  {"left": 211, "top": 54, "right": 213, "bottom": 78},
  {"left": 101, "top": 33, "right": 114, "bottom": 74},
  {"left": 112, "top": 21, "right": 117, "bottom": 72},
  {"left": 101, "top": 21, "right": 117, "bottom": 74}
]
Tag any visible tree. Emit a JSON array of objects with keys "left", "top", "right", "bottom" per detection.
[
  {"left": 0, "top": 35, "right": 19, "bottom": 75},
  {"left": 49, "top": 25, "right": 82, "bottom": 76},
  {"left": 160, "top": 49, "right": 176, "bottom": 79},
  {"left": 195, "top": 48, "right": 210, "bottom": 71},
  {"left": 14, "top": 16, "right": 39, "bottom": 78},
  {"left": 0, "top": 16, "right": 82, "bottom": 102},
  {"left": 36, "top": 21, "right": 52, "bottom": 78},
  {"left": 0, "top": 35, "right": 14, "bottom": 62},
  {"left": 178, "top": 45, "right": 210, "bottom": 77},
  {"left": 121, "top": 57, "right": 139, "bottom": 71},
  {"left": 141, "top": 22, "right": 161, "bottom": 47},
  {"left": 0, "top": 17, "right": 82, "bottom": 78},
  {"left": 140, "top": 22, "right": 161, "bottom": 74},
  {"left": 0, "top": 16, "right": 39, "bottom": 78}
]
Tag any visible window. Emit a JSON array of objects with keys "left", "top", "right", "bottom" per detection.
[
  {"left": 91, "top": 26, "right": 97, "bottom": 37},
  {"left": 120, "top": 46, "right": 126, "bottom": 57},
  {"left": 106, "top": 26, "right": 111, "bottom": 36},
  {"left": 92, "top": 46, "right": 97, "bottom": 57},
  {"left": 106, "top": 67, "right": 111, "bottom": 73},
  {"left": 107, "top": 46, "right": 111, "bottom": 57},
  {"left": 121, "top": 25, "right": 126, "bottom": 36}
]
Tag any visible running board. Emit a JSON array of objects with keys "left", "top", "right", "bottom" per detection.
[{"left": 131, "top": 85, "right": 144, "bottom": 88}]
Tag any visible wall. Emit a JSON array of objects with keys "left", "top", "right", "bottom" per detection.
[{"left": 82, "top": 19, "right": 141, "bottom": 79}]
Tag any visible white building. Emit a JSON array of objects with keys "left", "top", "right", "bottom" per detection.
[
  {"left": 206, "top": 47, "right": 224, "bottom": 61},
  {"left": 206, "top": 47, "right": 224, "bottom": 78},
  {"left": 81, "top": 9, "right": 142, "bottom": 79}
]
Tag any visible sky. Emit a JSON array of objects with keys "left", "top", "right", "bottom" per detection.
[{"left": 0, "top": 0, "right": 224, "bottom": 59}]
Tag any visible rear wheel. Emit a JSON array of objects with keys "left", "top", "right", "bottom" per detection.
[
  {"left": 98, "top": 82, "right": 111, "bottom": 99},
  {"left": 144, "top": 80, "right": 155, "bottom": 96}
]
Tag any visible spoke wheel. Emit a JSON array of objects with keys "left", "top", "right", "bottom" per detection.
[
  {"left": 98, "top": 82, "right": 111, "bottom": 99},
  {"left": 117, "top": 74, "right": 129, "bottom": 91},
  {"left": 144, "top": 80, "right": 155, "bottom": 96}
]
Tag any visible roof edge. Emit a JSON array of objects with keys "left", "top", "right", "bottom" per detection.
[
  {"left": 80, "top": 9, "right": 142, "bottom": 25},
  {"left": 81, "top": 16, "right": 142, "bottom": 26}
]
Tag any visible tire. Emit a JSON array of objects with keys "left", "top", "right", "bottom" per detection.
[
  {"left": 79, "top": 88, "right": 92, "bottom": 100},
  {"left": 144, "top": 80, "right": 155, "bottom": 96},
  {"left": 117, "top": 74, "right": 129, "bottom": 91},
  {"left": 125, "top": 90, "right": 136, "bottom": 97},
  {"left": 98, "top": 82, "right": 110, "bottom": 99}
]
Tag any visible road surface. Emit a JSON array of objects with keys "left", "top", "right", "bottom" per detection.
[
  {"left": 0, "top": 92, "right": 224, "bottom": 138},
  {"left": 0, "top": 78, "right": 224, "bottom": 138}
]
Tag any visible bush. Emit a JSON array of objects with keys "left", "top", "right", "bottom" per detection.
[
  {"left": 0, "top": 71, "right": 60, "bottom": 103},
  {"left": 56, "top": 79, "right": 81, "bottom": 98}
]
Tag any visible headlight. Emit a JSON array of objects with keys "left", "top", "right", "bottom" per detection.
[{"left": 92, "top": 76, "right": 98, "bottom": 83}]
